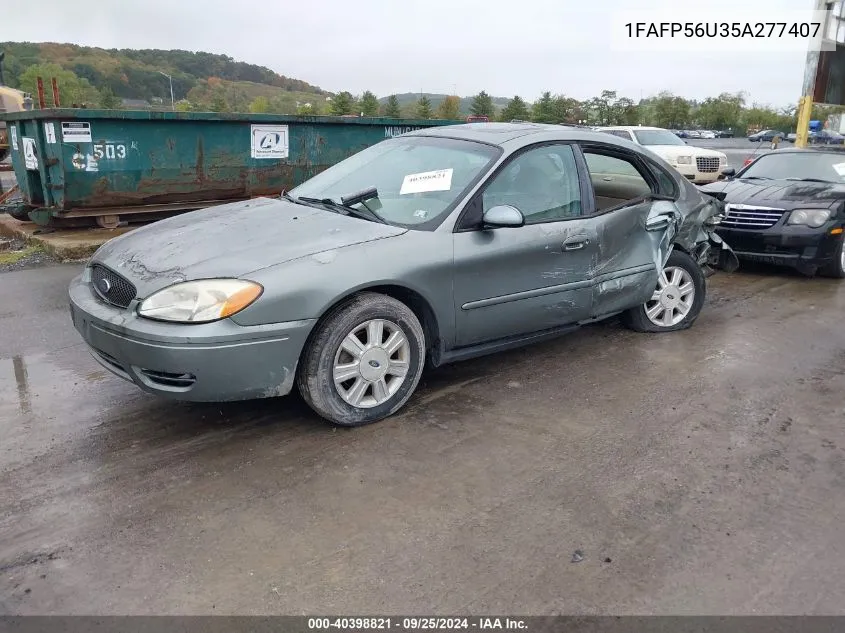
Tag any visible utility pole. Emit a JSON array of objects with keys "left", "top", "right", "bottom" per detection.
[
  {"left": 796, "top": 0, "right": 830, "bottom": 148},
  {"left": 158, "top": 71, "right": 175, "bottom": 110}
]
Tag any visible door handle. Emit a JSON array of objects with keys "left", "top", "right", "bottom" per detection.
[
  {"left": 562, "top": 237, "right": 589, "bottom": 251},
  {"left": 645, "top": 215, "right": 672, "bottom": 232}
]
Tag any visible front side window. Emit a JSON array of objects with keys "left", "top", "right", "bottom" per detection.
[
  {"left": 289, "top": 136, "right": 500, "bottom": 230},
  {"left": 481, "top": 144, "right": 582, "bottom": 223}
]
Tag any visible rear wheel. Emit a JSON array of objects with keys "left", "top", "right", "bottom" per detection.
[
  {"left": 820, "top": 236, "right": 845, "bottom": 279},
  {"left": 623, "top": 250, "right": 706, "bottom": 333},
  {"left": 297, "top": 292, "right": 426, "bottom": 426},
  {"left": 7, "top": 208, "right": 31, "bottom": 222}
]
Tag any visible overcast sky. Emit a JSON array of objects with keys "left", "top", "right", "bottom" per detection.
[{"left": 4, "top": 0, "right": 817, "bottom": 107}]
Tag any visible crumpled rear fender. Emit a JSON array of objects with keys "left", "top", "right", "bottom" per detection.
[{"left": 674, "top": 194, "right": 739, "bottom": 275}]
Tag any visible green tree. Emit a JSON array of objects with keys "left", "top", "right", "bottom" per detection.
[
  {"left": 499, "top": 95, "right": 529, "bottom": 121},
  {"left": 98, "top": 87, "right": 121, "bottom": 109},
  {"left": 742, "top": 104, "right": 791, "bottom": 132},
  {"left": 19, "top": 63, "right": 100, "bottom": 107},
  {"left": 648, "top": 91, "right": 691, "bottom": 129},
  {"left": 614, "top": 97, "right": 639, "bottom": 125},
  {"left": 415, "top": 95, "right": 433, "bottom": 119},
  {"left": 359, "top": 90, "right": 380, "bottom": 116},
  {"left": 330, "top": 91, "right": 355, "bottom": 115},
  {"left": 696, "top": 92, "right": 745, "bottom": 131},
  {"left": 551, "top": 95, "right": 582, "bottom": 124},
  {"left": 437, "top": 95, "right": 462, "bottom": 120},
  {"left": 470, "top": 90, "right": 495, "bottom": 118},
  {"left": 296, "top": 102, "right": 319, "bottom": 115},
  {"left": 249, "top": 96, "right": 270, "bottom": 113},
  {"left": 209, "top": 91, "right": 229, "bottom": 112},
  {"left": 586, "top": 90, "right": 618, "bottom": 125},
  {"left": 531, "top": 92, "right": 555, "bottom": 123},
  {"left": 383, "top": 94, "right": 402, "bottom": 118}
]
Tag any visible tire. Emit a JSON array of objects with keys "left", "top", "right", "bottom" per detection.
[
  {"left": 296, "top": 292, "right": 426, "bottom": 427},
  {"left": 623, "top": 250, "right": 706, "bottom": 333},
  {"left": 7, "top": 208, "right": 31, "bottom": 222},
  {"left": 819, "top": 236, "right": 845, "bottom": 279}
]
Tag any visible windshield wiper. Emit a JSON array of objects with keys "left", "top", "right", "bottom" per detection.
[
  {"left": 738, "top": 175, "right": 772, "bottom": 181},
  {"left": 296, "top": 187, "right": 388, "bottom": 224},
  {"left": 784, "top": 177, "right": 835, "bottom": 183}
]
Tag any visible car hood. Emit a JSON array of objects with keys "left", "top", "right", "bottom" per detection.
[
  {"left": 699, "top": 178, "right": 845, "bottom": 208},
  {"left": 91, "top": 197, "right": 408, "bottom": 297},
  {"left": 646, "top": 145, "right": 725, "bottom": 159}
]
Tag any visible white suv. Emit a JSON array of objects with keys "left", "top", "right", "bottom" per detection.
[{"left": 597, "top": 126, "right": 727, "bottom": 184}]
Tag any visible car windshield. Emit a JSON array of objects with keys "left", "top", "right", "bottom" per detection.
[
  {"left": 633, "top": 129, "right": 686, "bottom": 146},
  {"left": 741, "top": 151, "right": 845, "bottom": 183},
  {"left": 289, "top": 136, "right": 500, "bottom": 230}
]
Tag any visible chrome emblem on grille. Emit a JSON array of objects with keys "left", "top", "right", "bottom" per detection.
[{"left": 97, "top": 278, "right": 112, "bottom": 294}]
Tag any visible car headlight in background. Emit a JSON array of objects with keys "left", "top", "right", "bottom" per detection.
[
  {"left": 676, "top": 156, "right": 693, "bottom": 164},
  {"left": 719, "top": 155, "right": 727, "bottom": 164},
  {"left": 137, "top": 279, "right": 263, "bottom": 323},
  {"left": 787, "top": 209, "right": 831, "bottom": 228}
]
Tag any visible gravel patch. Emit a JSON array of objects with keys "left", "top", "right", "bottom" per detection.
[{"left": 0, "top": 237, "right": 57, "bottom": 272}]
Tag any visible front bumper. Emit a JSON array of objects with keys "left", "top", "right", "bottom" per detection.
[
  {"left": 715, "top": 224, "right": 842, "bottom": 274},
  {"left": 673, "top": 163, "right": 724, "bottom": 184},
  {"left": 69, "top": 273, "right": 316, "bottom": 402}
]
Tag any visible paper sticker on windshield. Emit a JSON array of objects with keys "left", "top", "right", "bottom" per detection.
[
  {"left": 400, "top": 169, "right": 453, "bottom": 195},
  {"left": 833, "top": 162, "right": 845, "bottom": 177}
]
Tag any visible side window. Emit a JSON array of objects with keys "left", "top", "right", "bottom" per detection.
[
  {"left": 583, "top": 151, "right": 653, "bottom": 212},
  {"left": 605, "top": 130, "right": 633, "bottom": 141},
  {"left": 647, "top": 161, "right": 678, "bottom": 197},
  {"left": 482, "top": 144, "right": 582, "bottom": 224}
]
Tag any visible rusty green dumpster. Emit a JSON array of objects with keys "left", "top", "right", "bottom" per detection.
[{"left": 1, "top": 109, "right": 458, "bottom": 226}]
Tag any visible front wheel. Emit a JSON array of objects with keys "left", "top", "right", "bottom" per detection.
[
  {"left": 296, "top": 292, "right": 426, "bottom": 427},
  {"left": 623, "top": 250, "right": 706, "bottom": 333},
  {"left": 819, "top": 236, "right": 845, "bottom": 279}
]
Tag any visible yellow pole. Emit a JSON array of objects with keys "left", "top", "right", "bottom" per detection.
[{"left": 794, "top": 95, "right": 814, "bottom": 148}]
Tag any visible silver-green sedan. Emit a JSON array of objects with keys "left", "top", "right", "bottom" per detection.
[{"left": 69, "top": 123, "right": 736, "bottom": 426}]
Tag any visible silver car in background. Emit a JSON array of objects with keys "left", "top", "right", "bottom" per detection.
[{"left": 69, "top": 123, "right": 736, "bottom": 426}]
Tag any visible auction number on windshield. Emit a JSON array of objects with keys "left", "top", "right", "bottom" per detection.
[{"left": 93, "top": 143, "right": 127, "bottom": 160}]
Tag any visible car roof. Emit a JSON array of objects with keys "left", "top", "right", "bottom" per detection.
[
  {"left": 407, "top": 122, "right": 644, "bottom": 147},
  {"left": 598, "top": 126, "right": 664, "bottom": 132},
  {"left": 408, "top": 122, "right": 561, "bottom": 143},
  {"left": 756, "top": 147, "right": 845, "bottom": 154}
]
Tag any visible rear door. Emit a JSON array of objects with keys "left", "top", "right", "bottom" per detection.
[{"left": 577, "top": 144, "right": 679, "bottom": 318}]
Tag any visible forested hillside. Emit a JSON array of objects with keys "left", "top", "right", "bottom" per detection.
[{"left": 0, "top": 42, "right": 326, "bottom": 111}]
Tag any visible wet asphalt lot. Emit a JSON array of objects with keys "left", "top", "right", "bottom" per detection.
[
  {"left": 3, "top": 258, "right": 845, "bottom": 615},
  {"left": 2, "top": 137, "right": 845, "bottom": 616}
]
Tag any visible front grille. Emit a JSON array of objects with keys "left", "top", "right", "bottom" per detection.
[
  {"left": 91, "top": 264, "right": 136, "bottom": 308},
  {"left": 696, "top": 156, "right": 721, "bottom": 173},
  {"left": 720, "top": 204, "right": 785, "bottom": 229}
]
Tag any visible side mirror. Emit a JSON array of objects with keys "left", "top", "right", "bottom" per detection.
[
  {"left": 721, "top": 167, "right": 736, "bottom": 178},
  {"left": 483, "top": 205, "right": 524, "bottom": 228}
]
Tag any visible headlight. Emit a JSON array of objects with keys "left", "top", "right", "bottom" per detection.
[
  {"left": 676, "top": 156, "right": 693, "bottom": 164},
  {"left": 137, "top": 279, "right": 263, "bottom": 323},
  {"left": 787, "top": 209, "right": 832, "bottom": 228},
  {"left": 719, "top": 155, "right": 727, "bottom": 164}
]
